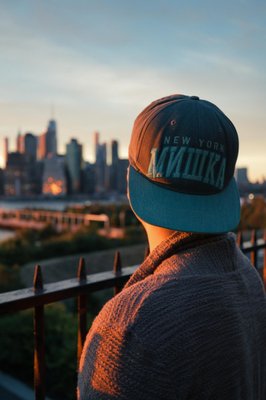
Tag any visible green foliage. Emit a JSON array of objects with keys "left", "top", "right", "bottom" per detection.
[
  {"left": 37, "top": 224, "right": 58, "bottom": 240},
  {"left": 124, "top": 225, "right": 146, "bottom": 243},
  {"left": 0, "top": 263, "right": 23, "bottom": 292},
  {"left": 15, "top": 224, "right": 57, "bottom": 242},
  {"left": 0, "top": 302, "right": 95, "bottom": 400},
  {"left": 44, "top": 303, "right": 78, "bottom": 399},
  {"left": 239, "top": 197, "right": 266, "bottom": 230},
  {"left": 0, "top": 309, "right": 34, "bottom": 383},
  {"left": 0, "top": 203, "right": 145, "bottom": 267},
  {"left": 0, "top": 226, "right": 122, "bottom": 266},
  {"left": 0, "top": 204, "right": 146, "bottom": 397},
  {"left": 0, "top": 225, "right": 59, "bottom": 266}
]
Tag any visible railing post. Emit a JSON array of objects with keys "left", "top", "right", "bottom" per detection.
[
  {"left": 237, "top": 231, "right": 243, "bottom": 249},
  {"left": 77, "top": 258, "right": 87, "bottom": 365},
  {"left": 33, "top": 265, "right": 45, "bottom": 400},
  {"left": 113, "top": 251, "right": 122, "bottom": 295},
  {"left": 250, "top": 230, "right": 258, "bottom": 268}
]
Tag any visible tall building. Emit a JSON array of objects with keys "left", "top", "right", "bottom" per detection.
[
  {"left": 16, "top": 132, "right": 24, "bottom": 153},
  {"left": 4, "top": 152, "right": 29, "bottom": 196},
  {"left": 235, "top": 167, "right": 250, "bottom": 186},
  {"left": 38, "top": 132, "right": 47, "bottom": 160},
  {"left": 34, "top": 160, "right": 45, "bottom": 195},
  {"left": 111, "top": 140, "right": 119, "bottom": 165},
  {"left": 108, "top": 140, "right": 119, "bottom": 191},
  {"left": 37, "top": 120, "right": 57, "bottom": 160},
  {"left": 46, "top": 119, "right": 57, "bottom": 157},
  {"left": 3, "top": 137, "right": 9, "bottom": 167},
  {"left": 94, "top": 131, "right": 100, "bottom": 162},
  {"left": 117, "top": 159, "right": 129, "bottom": 194},
  {"left": 95, "top": 142, "right": 107, "bottom": 192},
  {"left": 66, "top": 138, "right": 83, "bottom": 194},
  {"left": 82, "top": 162, "right": 96, "bottom": 194},
  {"left": 42, "top": 155, "right": 67, "bottom": 196},
  {"left": 24, "top": 133, "right": 38, "bottom": 162}
]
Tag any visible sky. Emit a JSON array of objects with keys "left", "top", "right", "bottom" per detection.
[{"left": 0, "top": 0, "right": 265, "bottom": 181}]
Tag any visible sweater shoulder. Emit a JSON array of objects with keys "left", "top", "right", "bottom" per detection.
[
  {"left": 92, "top": 273, "right": 219, "bottom": 337},
  {"left": 93, "top": 266, "right": 266, "bottom": 350},
  {"left": 92, "top": 274, "right": 172, "bottom": 330}
]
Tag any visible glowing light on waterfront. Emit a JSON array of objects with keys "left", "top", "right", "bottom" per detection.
[{"left": 42, "top": 177, "right": 64, "bottom": 196}]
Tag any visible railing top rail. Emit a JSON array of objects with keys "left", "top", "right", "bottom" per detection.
[
  {"left": 0, "top": 236, "right": 265, "bottom": 315},
  {"left": 241, "top": 242, "right": 266, "bottom": 253},
  {"left": 0, "top": 265, "right": 137, "bottom": 314}
]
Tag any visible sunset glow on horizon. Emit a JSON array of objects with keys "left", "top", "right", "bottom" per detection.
[{"left": 0, "top": 1, "right": 265, "bottom": 182}]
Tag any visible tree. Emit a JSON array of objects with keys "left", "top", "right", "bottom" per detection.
[{"left": 0, "top": 303, "right": 95, "bottom": 400}]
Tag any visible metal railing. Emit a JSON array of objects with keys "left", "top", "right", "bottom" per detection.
[
  {"left": 0, "top": 250, "right": 138, "bottom": 400},
  {"left": 0, "top": 231, "right": 266, "bottom": 400},
  {"left": 237, "top": 230, "right": 266, "bottom": 284}
]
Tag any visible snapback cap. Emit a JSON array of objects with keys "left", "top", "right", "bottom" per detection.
[{"left": 128, "top": 94, "right": 240, "bottom": 233}]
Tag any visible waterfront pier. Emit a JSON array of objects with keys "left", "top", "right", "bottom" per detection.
[{"left": 0, "top": 209, "right": 110, "bottom": 232}]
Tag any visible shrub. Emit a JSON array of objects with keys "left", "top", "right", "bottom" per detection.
[{"left": 0, "top": 302, "right": 95, "bottom": 400}]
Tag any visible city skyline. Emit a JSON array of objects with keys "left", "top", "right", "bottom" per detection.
[
  {"left": 1, "top": 118, "right": 264, "bottom": 185},
  {"left": 1, "top": 122, "right": 121, "bottom": 166},
  {"left": 1, "top": 125, "right": 129, "bottom": 197},
  {"left": 0, "top": 1, "right": 265, "bottom": 181}
]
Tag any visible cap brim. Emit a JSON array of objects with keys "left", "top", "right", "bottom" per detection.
[{"left": 128, "top": 166, "right": 240, "bottom": 234}]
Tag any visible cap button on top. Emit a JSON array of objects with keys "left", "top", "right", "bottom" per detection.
[{"left": 190, "top": 96, "right": 199, "bottom": 100}]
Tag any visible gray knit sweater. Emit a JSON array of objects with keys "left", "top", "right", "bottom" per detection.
[{"left": 78, "top": 232, "right": 266, "bottom": 399}]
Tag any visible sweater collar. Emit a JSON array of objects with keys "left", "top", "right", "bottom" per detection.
[{"left": 124, "top": 231, "right": 226, "bottom": 289}]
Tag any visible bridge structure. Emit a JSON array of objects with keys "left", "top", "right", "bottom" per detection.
[{"left": 0, "top": 209, "right": 110, "bottom": 232}]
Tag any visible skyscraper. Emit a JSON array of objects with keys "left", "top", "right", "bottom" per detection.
[
  {"left": 94, "top": 131, "right": 100, "bottom": 163},
  {"left": 66, "top": 138, "right": 83, "bottom": 194},
  {"left": 235, "top": 167, "right": 250, "bottom": 186},
  {"left": 4, "top": 152, "right": 28, "bottom": 196},
  {"left": 37, "top": 132, "right": 47, "bottom": 160},
  {"left": 46, "top": 119, "right": 57, "bottom": 157},
  {"left": 108, "top": 140, "right": 119, "bottom": 191},
  {"left": 95, "top": 142, "right": 107, "bottom": 192},
  {"left": 24, "top": 133, "right": 37, "bottom": 162},
  {"left": 117, "top": 158, "right": 129, "bottom": 194},
  {"left": 3, "top": 137, "right": 9, "bottom": 167},
  {"left": 82, "top": 162, "right": 96, "bottom": 194},
  {"left": 37, "top": 119, "right": 57, "bottom": 160},
  {"left": 42, "top": 155, "right": 67, "bottom": 196},
  {"left": 111, "top": 140, "right": 119, "bottom": 165},
  {"left": 16, "top": 131, "right": 24, "bottom": 153}
]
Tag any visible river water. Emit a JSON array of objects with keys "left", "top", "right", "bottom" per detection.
[{"left": 0, "top": 199, "right": 89, "bottom": 211}]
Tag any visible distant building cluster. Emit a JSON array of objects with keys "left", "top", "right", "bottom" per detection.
[
  {"left": 1, "top": 123, "right": 265, "bottom": 200},
  {"left": 234, "top": 167, "right": 266, "bottom": 196},
  {"left": 0, "top": 120, "right": 128, "bottom": 197}
]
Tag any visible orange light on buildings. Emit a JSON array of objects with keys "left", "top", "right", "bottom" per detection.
[
  {"left": 38, "top": 132, "right": 47, "bottom": 160},
  {"left": 43, "top": 177, "right": 64, "bottom": 196}
]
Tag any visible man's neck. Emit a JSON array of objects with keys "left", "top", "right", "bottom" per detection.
[{"left": 141, "top": 220, "right": 176, "bottom": 252}]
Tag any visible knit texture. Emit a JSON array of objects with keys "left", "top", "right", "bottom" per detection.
[{"left": 78, "top": 232, "right": 266, "bottom": 399}]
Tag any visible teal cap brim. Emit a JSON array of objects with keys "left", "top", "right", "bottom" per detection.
[{"left": 128, "top": 166, "right": 240, "bottom": 234}]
